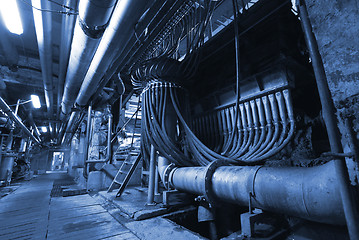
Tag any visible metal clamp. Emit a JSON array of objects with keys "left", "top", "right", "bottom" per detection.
[
  {"left": 204, "top": 160, "right": 227, "bottom": 207},
  {"left": 163, "top": 163, "right": 176, "bottom": 189}
]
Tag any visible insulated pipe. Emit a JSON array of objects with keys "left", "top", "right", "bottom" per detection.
[
  {"left": 61, "top": 0, "right": 117, "bottom": 116},
  {"left": 31, "top": 0, "right": 54, "bottom": 135},
  {"left": 75, "top": 0, "right": 153, "bottom": 108},
  {"left": 0, "top": 97, "right": 40, "bottom": 144},
  {"left": 169, "top": 161, "right": 345, "bottom": 225},
  {"left": 57, "top": 0, "right": 79, "bottom": 118},
  {"left": 297, "top": 0, "right": 359, "bottom": 238}
]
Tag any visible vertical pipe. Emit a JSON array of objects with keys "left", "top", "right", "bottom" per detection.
[
  {"left": 297, "top": 1, "right": 359, "bottom": 238},
  {"left": 107, "top": 106, "right": 112, "bottom": 163},
  {"left": 147, "top": 144, "right": 156, "bottom": 205},
  {"left": 83, "top": 105, "right": 92, "bottom": 179},
  {"left": 155, "top": 165, "right": 160, "bottom": 195},
  {"left": 0, "top": 137, "right": 3, "bottom": 170}
]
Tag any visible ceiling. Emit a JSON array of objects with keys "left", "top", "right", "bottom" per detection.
[{"left": 0, "top": 0, "right": 263, "bottom": 143}]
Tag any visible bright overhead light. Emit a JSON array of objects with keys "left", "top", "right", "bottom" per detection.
[
  {"left": 41, "top": 126, "right": 47, "bottom": 133},
  {"left": 0, "top": 0, "right": 24, "bottom": 35},
  {"left": 31, "top": 95, "right": 41, "bottom": 108}
]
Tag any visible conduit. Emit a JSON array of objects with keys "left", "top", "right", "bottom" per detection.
[{"left": 61, "top": 0, "right": 117, "bottom": 117}]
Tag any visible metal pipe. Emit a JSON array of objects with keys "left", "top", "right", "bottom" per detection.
[
  {"left": 57, "top": 0, "right": 79, "bottom": 118},
  {"left": 31, "top": 0, "right": 54, "bottom": 136},
  {"left": 61, "top": 0, "right": 117, "bottom": 116},
  {"left": 0, "top": 97, "right": 40, "bottom": 144},
  {"left": 169, "top": 161, "right": 345, "bottom": 225},
  {"left": 75, "top": 0, "right": 153, "bottom": 108},
  {"left": 0, "top": 137, "right": 3, "bottom": 170},
  {"left": 147, "top": 145, "right": 156, "bottom": 205},
  {"left": 297, "top": 0, "right": 359, "bottom": 238},
  {"left": 83, "top": 105, "right": 92, "bottom": 179}
]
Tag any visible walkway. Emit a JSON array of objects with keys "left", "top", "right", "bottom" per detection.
[{"left": 0, "top": 173, "right": 139, "bottom": 240}]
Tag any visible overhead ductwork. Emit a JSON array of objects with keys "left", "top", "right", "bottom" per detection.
[
  {"left": 57, "top": 0, "right": 79, "bottom": 119},
  {"left": 61, "top": 0, "right": 117, "bottom": 117},
  {"left": 0, "top": 97, "right": 40, "bottom": 144}
]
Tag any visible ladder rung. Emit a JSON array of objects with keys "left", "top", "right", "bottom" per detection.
[
  {"left": 114, "top": 180, "right": 122, "bottom": 184},
  {"left": 119, "top": 170, "right": 127, "bottom": 174},
  {"left": 123, "top": 161, "right": 132, "bottom": 165},
  {"left": 142, "top": 170, "right": 149, "bottom": 175}
]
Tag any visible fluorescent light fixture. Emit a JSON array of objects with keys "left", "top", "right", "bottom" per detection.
[
  {"left": 0, "top": 0, "right": 24, "bottom": 35},
  {"left": 41, "top": 126, "right": 47, "bottom": 132},
  {"left": 31, "top": 95, "right": 41, "bottom": 108}
]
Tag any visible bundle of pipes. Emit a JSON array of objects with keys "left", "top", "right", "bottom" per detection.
[
  {"left": 141, "top": 82, "right": 193, "bottom": 167},
  {"left": 140, "top": 80, "right": 294, "bottom": 166},
  {"left": 193, "top": 90, "right": 295, "bottom": 163}
]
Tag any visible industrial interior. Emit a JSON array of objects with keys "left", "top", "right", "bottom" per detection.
[{"left": 0, "top": 0, "right": 358, "bottom": 239}]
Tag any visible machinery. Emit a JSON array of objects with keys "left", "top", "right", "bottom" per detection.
[{"left": 0, "top": 0, "right": 358, "bottom": 239}]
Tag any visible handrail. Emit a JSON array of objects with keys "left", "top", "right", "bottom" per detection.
[{"left": 111, "top": 105, "right": 141, "bottom": 143}]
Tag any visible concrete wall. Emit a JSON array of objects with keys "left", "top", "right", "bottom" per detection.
[{"left": 305, "top": 0, "right": 359, "bottom": 184}]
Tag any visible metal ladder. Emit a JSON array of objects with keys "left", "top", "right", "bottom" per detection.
[
  {"left": 107, "top": 151, "right": 142, "bottom": 197},
  {"left": 108, "top": 96, "right": 142, "bottom": 197}
]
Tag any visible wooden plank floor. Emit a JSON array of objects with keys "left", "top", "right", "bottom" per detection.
[{"left": 0, "top": 173, "right": 139, "bottom": 240}]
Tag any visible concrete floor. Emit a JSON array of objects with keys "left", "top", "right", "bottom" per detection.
[{"left": 0, "top": 173, "right": 204, "bottom": 240}]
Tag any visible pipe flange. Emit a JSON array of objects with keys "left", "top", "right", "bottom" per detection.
[
  {"left": 163, "top": 163, "right": 176, "bottom": 189},
  {"left": 204, "top": 160, "right": 227, "bottom": 207}
]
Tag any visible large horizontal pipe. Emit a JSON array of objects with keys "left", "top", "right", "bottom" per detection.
[
  {"left": 169, "top": 161, "right": 345, "bottom": 225},
  {"left": 0, "top": 97, "right": 40, "bottom": 144}
]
